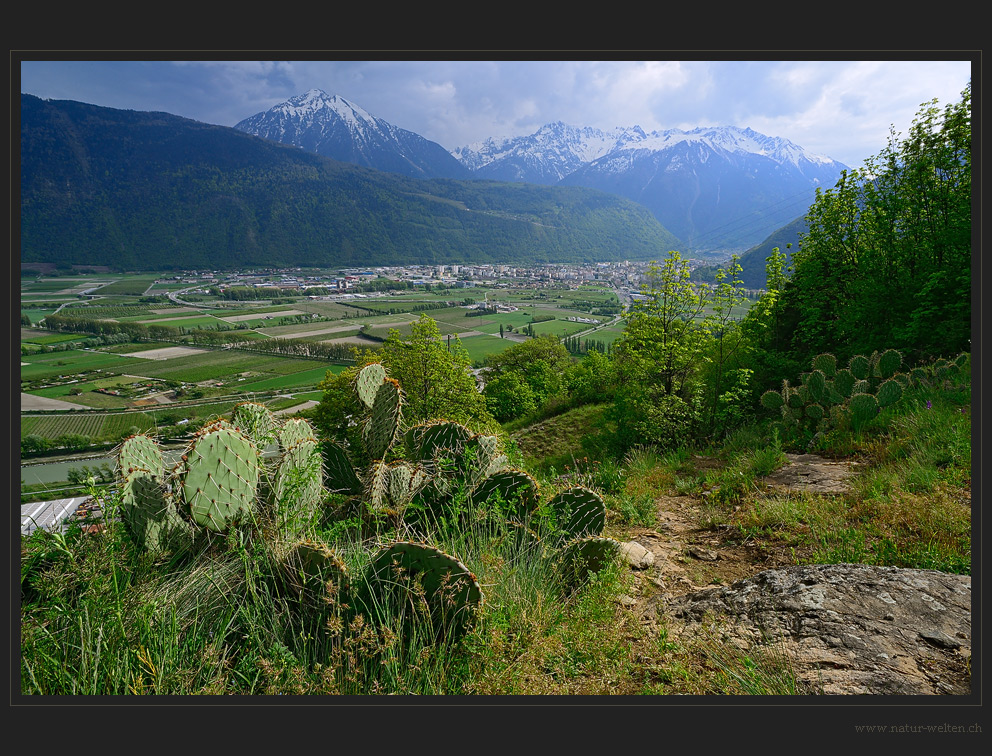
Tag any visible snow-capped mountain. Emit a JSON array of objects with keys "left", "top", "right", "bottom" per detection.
[
  {"left": 456, "top": 123, "right": 848, "bottom": 252},
  {"left": 236, "top": 91, "right": 848, "bottom": 253},
  {"left": 234, "top": 89, "right": 470, "bottom": 180},
  {"left": 452, "top": 121, "right": 649, "bottom": 183}
]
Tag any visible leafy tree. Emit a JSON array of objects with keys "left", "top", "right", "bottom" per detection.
[
  {"left": 782, "top": 82, "right": 971, "bottom": 364},
  {"left": 606, "top": 250, "right": 708, "bottom": 452},
  {"left": 700, "top": 254, "right": 749, "bottom": 434},
  {"left": 484, "top": 371, "right": 537, "bottom": 421},
  {"left": 482, "top": 335, "right": 573, "bottom": 419},
  {"left": 378, "top": 315, "right": 495, "bottom": 430},
  {"left": 565, "top": 348, "right": 616, "bottom": 406}
]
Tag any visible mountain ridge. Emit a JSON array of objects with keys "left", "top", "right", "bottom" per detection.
[
  {"left": 20, "top": 94, "right": 682, "bottom": 271},
  {"left": 233, "top": 90, "right": 847, "bottom": 253}
]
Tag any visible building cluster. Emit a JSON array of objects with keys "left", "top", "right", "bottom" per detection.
[{"left": 157, "top": 258, "right": 732, "bottom": 300}]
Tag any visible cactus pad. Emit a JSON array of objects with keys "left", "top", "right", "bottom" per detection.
[
  {"left": 833, "top": 368, "right": 856, "bottom": 398},
  {"left": 278, "top": 417, "right": 317, "bottom": 451},
  {"left": 407, "top": 420, "right": 472, "bottom": 461},
  {"left": 386, "top": 462, "right": 431, "bottom": 509},
  {"left": 877, "top": 349, "right": 902, "bottom": 380},
  {"left": 851, "top": 379, "right": 870, "bottom": 395},
  {"left": 282, "top": 540, "right": 351, "bottom": 605},
  {"left": 365, "top": 541, "right": 483, "bottom": 636},
  {"left": 179, "top": 426, "right": 260, "bottom": 532},
  {"left": 320, "top": 440, "right": 363, "bottom": 496},
  {"left": 849, "top": 392, "right": 879, "bottom": 429},
  {"left": 231, "top": 402, "right": 278, "bottom": 448},
  {"left": 470, "top": 468, "right": 539, "bottom": 523},
  {"left": 363, "top": 378, "right": 402, "bottom": 460},
  {"left": 461, "top": 433, "right": 509, "bottom": 485},
  {"left": 273, "top": 437, "right": 324, "bottom": 514},
  {"left": 805, "top": 370, "right": 827, "bottom": 402},
  {"left": 117, "top": 434, "right": 163, "bottom": 479},
  {"left": 548, "top": 486, "right": 607, "bottom": 541},
  {"left": 875, "top": 378, "right": 903, "bottom": 407},
  {"left": 848, "top": 354, "right": 870, "bottom": 380},
  {"left": 760, "top": 390, "right": 784, "bottom": 411},
  {"left": 555, "top": 536, "right": 622, "bottom": 587},
  {"left": 811, "top": 353, "right": 837, "bottom": 378},
  {"left": 119, "top": 468, "right": 189, "bottom": 554},
  {"left": 355, "top": 362, "right": 387, "bottom": 409}
]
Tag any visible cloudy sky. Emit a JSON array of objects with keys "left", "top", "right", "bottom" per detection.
[{"left": 19, "top": 57, "right": 974, "bottom": 169}]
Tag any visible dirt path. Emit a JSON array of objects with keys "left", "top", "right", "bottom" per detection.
[{"left": 616, "top": 454, "right": 972, "bottom": 695}]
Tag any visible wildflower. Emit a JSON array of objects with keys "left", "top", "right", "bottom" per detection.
[{"left": 926, "top": 400, "right": 932, "bottom": 410}]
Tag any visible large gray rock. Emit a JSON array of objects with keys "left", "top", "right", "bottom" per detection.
[{"left": 652, "top": 563, "right": 971, "bottom": 695}]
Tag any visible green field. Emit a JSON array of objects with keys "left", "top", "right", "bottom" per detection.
[
  {"left": 530, "top": 319, "right": 594, "bottom": 338},
  {"left": 20, "top": 330, "right": 84, "bottom": 345},
  {"left": 236, "top": 364, "right": 345, "bottom": 391},
  {"left": 460, "top": 333, "right": 518, "bottom": 363},
  {"left": 121, "top": 350, "right": 325, "bottom": 383},
  {"left": 21, "top": 411, "right": 157, "bottom": 441},
  {"left": 20, "top": 350, "right": 143, "bottom": 381},
  {"left": 92, "top": 276, "right": 160, "bottom": 296}
]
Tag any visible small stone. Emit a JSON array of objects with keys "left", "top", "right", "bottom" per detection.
[
  {"left": 918, "top": 630, "right": 961, "bottom": 650},
  {"left": 689, "top": 546, "right": 718, "bottom": 561},
  {"left": 620, "top": 541, "right": 655, "bottom": 570}
]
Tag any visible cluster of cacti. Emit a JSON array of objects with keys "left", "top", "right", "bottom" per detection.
[
  {"left": 906, "top": 352, "right": 970, "bottom": 390},
  {"left": 760, "top": 348, "right": 910, "bottom": 431},
  {"left": 322, "top": 363, "right": 513, "bottom": 523},
  {"left": 114, "top": 405, "right": 325, "bottom": 549},
  {"left": 113, "top": 367, "right": 625, "bottom": 647}
]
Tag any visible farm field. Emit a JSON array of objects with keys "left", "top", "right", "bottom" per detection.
[
  {"left": 20, "top": 350, "right": 144, "bottom": 381},
  {"left": 19, "top": 270, "right": 645, "bottom": 472}
]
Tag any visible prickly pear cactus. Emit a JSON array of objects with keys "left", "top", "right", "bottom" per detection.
[
  {"left": 281, "top": 540, "right": 351, "bottom": 606},
  {"left": 231, "top": 402, "right": 278, "bottom": 448},
  {"left": 554, "top": 535, "right": 623, "bottom": 588},
  {"left": 877, "top": 349, "right": 903, "bottom": 380},
  {"left": 811, "top": 353, "right": 837, "bottom": 378},
  {"left": 320, "top": 439, "right": 364, "bottom": 496},
  {"left": 178, "top": 425, "right": 260, "bottom": 532},
  {"left": 849, "top": 392, "right": 879, "bottom": 429},
  {"left": 386, "top": 461, "right": 431, "bottom": 509},
  {"left": 278, "top": 417, "right": 317, "bottom": 451},
  {"left": 760, "top": 390, "right": 785, "bottom": 411},
  {"left": 364, "top": 540, "right": 483, "bottom": 637},
  {"left": 470, "top": 468, "right": 539, "bottom": 523},
  {"left": 117, "top": 433, "right": 164, "bottom": 479},
  {"left": 272, "top": 437, "right": 324, "bottom": 526},
  {"left": 355, "top": 362, "right": 387, "bottom": 409},
  {"left": 548, "top": 486, "right": 607, "bottom": 542},
  {"left": 364, "top": 378, "right": 402, "bottom": 461},
  {"left": 849, "top": 354, "right": 870, "bottom": 381},
  {"left": 119, "top": 469, "right": 191, "bottom": 554},
  {"left": 406, "top": 420, "right": 472, "bottom": 461},
  {"left": 833, "top": 368, "right": 856, "bottom": 398},
  {"left": 462, "top": 433, "right": 509, "bottom": 486},
  {"left": 875, "top": 378, "right": 903, "bottom": 408}
]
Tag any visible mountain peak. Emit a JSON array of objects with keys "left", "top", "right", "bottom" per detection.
[{"left": 235, "top": 90, "right": 470, "bottom": 180}]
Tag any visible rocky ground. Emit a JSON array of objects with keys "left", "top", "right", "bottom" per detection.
[{"left": 613, "top": 454, "right": 973, "bottom": 696}]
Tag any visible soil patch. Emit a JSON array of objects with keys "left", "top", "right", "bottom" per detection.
[
  {"left": 20, "top": 393, "right": 89, "bottom": 411},
  {"left": 763, "top": 453, "right": 861, "bottom": 495},
  {"left": 125, "top": 346, "right": 210, "bottom": 360}
]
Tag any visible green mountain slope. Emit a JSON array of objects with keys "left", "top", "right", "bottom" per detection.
[
  {"left": 691, "top": 215, "right": 808, "bottom": 288},
  {"left": 20, "top": 95, "right": 683, "bottom": 270}
]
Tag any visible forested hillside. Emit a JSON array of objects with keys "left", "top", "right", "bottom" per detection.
[{"left": 20, "top": 95, "right": 681, "bottom": 270}]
